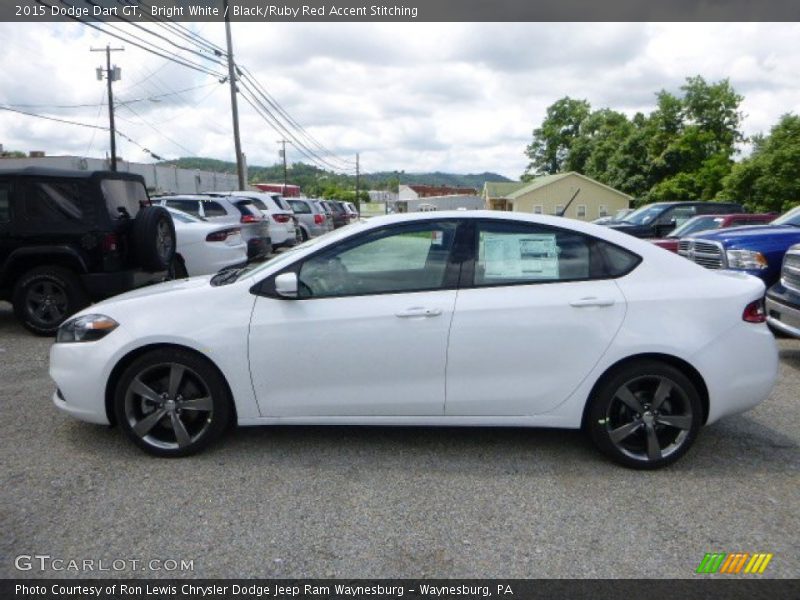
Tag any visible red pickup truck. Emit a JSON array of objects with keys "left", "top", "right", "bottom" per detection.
[{"left": 651, "top": 213, "right": 776, "bottom": 253}]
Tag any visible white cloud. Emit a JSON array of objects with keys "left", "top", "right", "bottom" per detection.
[{"left": 1, "top": 22, "right": 800, "bottom": 179}]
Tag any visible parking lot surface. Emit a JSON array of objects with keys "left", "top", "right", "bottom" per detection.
[{"left": 0, "top": 300, "right": 797, "bottom": 579}]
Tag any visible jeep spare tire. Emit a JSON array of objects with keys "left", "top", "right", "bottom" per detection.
[{"left": 133, "top": 206, "right": 176, "bottom": 272}]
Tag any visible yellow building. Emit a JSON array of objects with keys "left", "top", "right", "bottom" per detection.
[{"left": 483, "top": 172, "right": 632, "bottom": 221}]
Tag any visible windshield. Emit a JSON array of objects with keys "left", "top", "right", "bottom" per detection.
[
  {"left": 621, "top": 204, "right": 665, "bottom": 225},
  {"left": 772, "top": 205, "right": 800, "bottom": 226},
  {"left": 667, "top": 216, "right": 723, "bottom": 238}
]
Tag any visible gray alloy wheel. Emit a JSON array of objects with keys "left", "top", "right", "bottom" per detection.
[
  {"left": 115, "top": 349, "right": 231, "bottom": 457},
  {"left": 588, "top": 361, "right": 702, "bottom": 469}
]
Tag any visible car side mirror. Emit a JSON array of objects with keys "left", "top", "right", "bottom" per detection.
[{"left": 274, "top": 272, "right": 298, "bottom": 299}]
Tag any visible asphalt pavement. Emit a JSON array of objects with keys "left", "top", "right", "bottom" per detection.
[{"left": 0, "top": 301, "right": 797, "bottom": 579}]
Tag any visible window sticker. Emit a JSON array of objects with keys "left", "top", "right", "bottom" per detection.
[{"left": 481, "top": 232, "right": 559, "bottom": 279}]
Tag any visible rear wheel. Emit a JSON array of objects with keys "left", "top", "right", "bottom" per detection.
[
  {"left": 114, "top": 348, "right": 231, "bottom": 457},
  {"left": 12, "top": 266, "right": 89, "bottom": 335},
  {"left": 587, "top": 360, "right": 702, "bottom": 469}
]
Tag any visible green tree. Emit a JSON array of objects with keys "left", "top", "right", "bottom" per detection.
[
  {"left": 719, "top": 114, "right": 800, "bottom": 212},
  {"left": 523, "top": 97, "right": 591, "bottom": 178}
]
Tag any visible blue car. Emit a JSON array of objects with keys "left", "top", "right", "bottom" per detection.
[{"left": 677, "top": 205, "right": 800, "bottom": 286}]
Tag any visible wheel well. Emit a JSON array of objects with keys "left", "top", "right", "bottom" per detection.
[
  {"left": 1, "top": 256, "right": 85, "bottom": 291},
  {"left": 104, "top": 343, "right": 237, "bottom": 426},
  {"left": 580, "top": 353, "right": 710, "bottom": 429}
]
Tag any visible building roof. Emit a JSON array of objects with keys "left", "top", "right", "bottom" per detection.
[
  {"left": 406, "top": 184, "right": 477, "bottom": 197},
  {"left": 483, "top": 181, "right": 527, "bottom": 198},
  {"left": 505, "top": 172, "right": 633, "bottom": 201}
]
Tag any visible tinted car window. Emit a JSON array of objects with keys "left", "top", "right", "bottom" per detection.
[
  {"left": 203, "top": 201, "right": 228, "bottom": 217},
  {"left": 298, "top": 222, "right": 458, "bottom": 298},
  {"left": 474, "top": 221, "right": 639, "bottom": 286},
  {"left": 0, "top": 183, "right": 10, "bottom": 222},
  {"left": 288, "top": 200, "right": 312, "bottom": 214},
  {"left": 101, "top": 178, "right": 147, "bottom": 220},
  {"left": 164, "top": 199, "right": 201, "bottom": 216},
  {"left": 25, "top": 181, "right": 93, "bottom": 223},
  {"left": 273, "top": 196, "right": 291, "bottom": 211}
]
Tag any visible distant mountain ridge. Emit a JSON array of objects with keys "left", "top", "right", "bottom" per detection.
[{"left": 160, "top": 157, "right": 512, "bottom": 190}]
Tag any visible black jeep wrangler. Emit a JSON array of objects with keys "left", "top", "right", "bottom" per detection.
[{"left": 0, "top": 168, "right": 176, "bottom": 335}]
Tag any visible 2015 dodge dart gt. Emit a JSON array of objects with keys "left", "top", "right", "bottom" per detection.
[{"left": 50, "top": 211, "right": 778, "bottom": 468}]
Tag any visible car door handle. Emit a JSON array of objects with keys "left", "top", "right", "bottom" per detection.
[
  {"left": 395, "top": 307, "right": 443, "bottom": 318},
  {"left": 569, "top": 297, "right": 616, "bottom": 308}
]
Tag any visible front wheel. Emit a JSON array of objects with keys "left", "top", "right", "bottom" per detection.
[
  {"left": 587, "top": 360, "right": 702, "bottom": 469},
  {"left": 114, "top": 348, "right": 232, "bottom": 457}
]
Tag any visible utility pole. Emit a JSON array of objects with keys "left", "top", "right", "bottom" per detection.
[
  {"left": 277, "top": 139, "right": 291, "bottom": 192},
  {"left": 91, "top": 45, "right": 123, "bottom": 171},
  {"left": 223, "top": 0, "right": 246, "bottom": 190},
  {"left": 355, "top": 153, "right": 360, "bottom": 211}
]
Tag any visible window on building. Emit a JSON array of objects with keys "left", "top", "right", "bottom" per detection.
[
  {"left": 599, "top": 205, "right": 608, "bottom": 217},
  {"left": 533, "top": 205, "right": 543, "bottom": 214},
  {"left": 554, "top": 205, "right": 565, "bottom": 216},
  {"left": 577, "top": 205, "right": 587, "bottom": 218}
]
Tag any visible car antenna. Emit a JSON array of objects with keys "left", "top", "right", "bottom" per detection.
[{"left": 559, "top": 188, "right": 581, "bottom": 217}]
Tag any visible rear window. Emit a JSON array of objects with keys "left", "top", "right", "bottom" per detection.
[
  {"left": 245, "top": 198, "right": 268, "bottom": 211},
  {"left": 233, "top": 201, "right": 260, "bottom": 217},
  {"left": 288, "top": 199, "right": 312, "bottom": 214},
  {"left": 202, "top": 201, "right": 229, "bottom": 217},
  {"left": 26, "top": 180, "right": 95, "bottom": 223},
  {"left": 164, "top": 199, "right": 201, "bottom": 216},
  {"left": 101, "top": 178, "right": 148, "bottom": 220}
]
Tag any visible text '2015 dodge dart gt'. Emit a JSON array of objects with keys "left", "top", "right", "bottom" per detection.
[{"left": 50, "top": 211, "right": 778, "bottom": 469}]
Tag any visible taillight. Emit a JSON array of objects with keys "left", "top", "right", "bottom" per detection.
[
  {"left": 206, "top": 228, "right": 240, "bottom": 242},
  {"left": 272, "top": 214, "right": 291, "bottom": 223},
  {"left": 241, "top": 214, "right": 260, "bottom": 223},
  {"left": 314, "top": 214, "right": 324, "bottom": 225},
  {"left": 100, "top": 233, "right": 118, "bottom": 252},
  {"left": 742, "top": 299, "right": 766, "bottom": 323}
]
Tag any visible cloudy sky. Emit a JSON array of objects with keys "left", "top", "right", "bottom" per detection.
[{"left": 1, "top": 22, "right": 799, "bottom": 179}]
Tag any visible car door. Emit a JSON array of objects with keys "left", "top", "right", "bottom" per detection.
[
  {"left": 445, "top": 219, "right": 637, "bottom": 416},
  {"left": 0, "top": 179, "right": 14, "bottom": 269},
  {"left": 248, "top": 219, "right": 464, "bottom": 417}
]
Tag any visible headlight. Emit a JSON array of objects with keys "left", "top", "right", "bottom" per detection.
[
  {"left": 726, "top": 249, "right": 769, "bottom": 270},
  {"left": 56, "top": 314, "right": 119, "bottom": 343}
]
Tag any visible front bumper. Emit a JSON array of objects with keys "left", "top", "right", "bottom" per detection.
[{"left": 766, "top": 282, "right": 800, "bottom": 338}]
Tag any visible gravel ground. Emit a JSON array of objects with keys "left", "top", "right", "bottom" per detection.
[{"left": 0, "top": 301, "right": 797, "bottom": 579}]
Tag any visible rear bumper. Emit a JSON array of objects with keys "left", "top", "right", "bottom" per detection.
[
  {"left": 766, "top": 283, "right": 800, "bottom": 338},
  {"left": 80, "top": 269, "right": 166, "bottom": 300}
]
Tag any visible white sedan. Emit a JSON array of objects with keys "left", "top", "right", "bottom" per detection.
[
  {"left": 50, "top": 211, "right": 778, "bottom": 468},
  {"left": 166, "top": 207, "right": 247, "bottom": 277}
]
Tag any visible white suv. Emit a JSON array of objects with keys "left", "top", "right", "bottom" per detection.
[{"left": 205, "top": 191, "right": 297, "bottom": 251}]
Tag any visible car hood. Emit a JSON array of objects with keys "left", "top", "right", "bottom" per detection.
[
  {"left": 686, "top": 224, "right": 800, "bottom": 243},
  {"left": 87, "top": 276, "right": 214, "bottom": 312}
]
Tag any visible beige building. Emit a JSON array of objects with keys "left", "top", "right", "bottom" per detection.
[{"left": 483, "top": 172, "right": 631, "bottom": 221}]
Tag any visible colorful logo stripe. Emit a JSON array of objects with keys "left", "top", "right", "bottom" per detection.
[{"left": 696, "top": 553, "right": 773, "bottom": 574}]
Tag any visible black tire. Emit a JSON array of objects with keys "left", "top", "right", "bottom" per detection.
[
  {"left": 587, "top": 360, "right": 702, "bottom": 469},
  {"left": 12, "top": 266, "right": 89, "bottom": 336},
  {"left": 133, "top": 206, "right": 176, "bottom": 272},
  {"left": 114, "top": 348, "right": 232, "bottom": 457},
  {"left": 299, "top": 227, "right": 309, "bottom": 242}
]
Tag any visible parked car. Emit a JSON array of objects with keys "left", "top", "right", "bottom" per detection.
[
  {"left": 313, "top": 200, "right": 335, "bottom": 232},
  {"left": 0, "top": 168, "right": 175, "bottom": 334},
  {"left": 344, "top": 202, "right": 360, "bottom": 221},
  {"left": 678, "top": 205, "right": 800, "bottom": 286},
  {"left": 765, "top": 244, "right": 800, "bottom": 338},
  {"left": 155, "top": 195, "right": 270, "bottom": 260},
  {"left": 607, "top": 201, "right": 744, "bottom": 238},
  {"left": 326, "top": 200, "right": 350, "bottom": 229},
  {"left": 593, "top": 208, "right": 633, "bottom": 225},
  {"left": 204, "top": 191, "right": 296, "bottom": 251},
  {"left": 51, "top": 211, "right": 777, "bottom": 469},
  {"left": 652, "top": 213, "right": 776, "bottom": 253},
  {"left": 287, "top": 198, "right": 330, "bottom": 240},
  {"left": 166, "top": 208, "right": 246, "bottom": 277}
]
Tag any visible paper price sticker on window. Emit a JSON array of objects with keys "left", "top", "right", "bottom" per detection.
[
  {"left": 482, "top": 232, "right": 559, "bottom": 280},
  {"left": 431, "top": 230, "right": 444, "bottom": 246}
]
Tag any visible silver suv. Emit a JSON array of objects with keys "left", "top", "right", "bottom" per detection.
[{"left": 287, "top": 198, "right": 332, "bottom": 240}]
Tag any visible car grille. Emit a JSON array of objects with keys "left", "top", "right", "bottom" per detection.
[
  {"left": 677, "top": 239, "right": 726, "bottom": 269},
  {"left": 782, "top": 252, "right": 800, "bottom": 292}
]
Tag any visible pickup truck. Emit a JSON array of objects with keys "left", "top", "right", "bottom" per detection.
[
  {"left": 678, "top": 205, "right": 800, "bottom": 286},
  {"left": 651, "top": 213, "right": 776, "bottom": 253},
  {"left": 766, "top": 244, "right": 800, "bottom": 338}
]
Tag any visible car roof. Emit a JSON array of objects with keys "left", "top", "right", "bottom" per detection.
[{"left": 0, "top": 167, "right": 144, "bottom": 181}]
